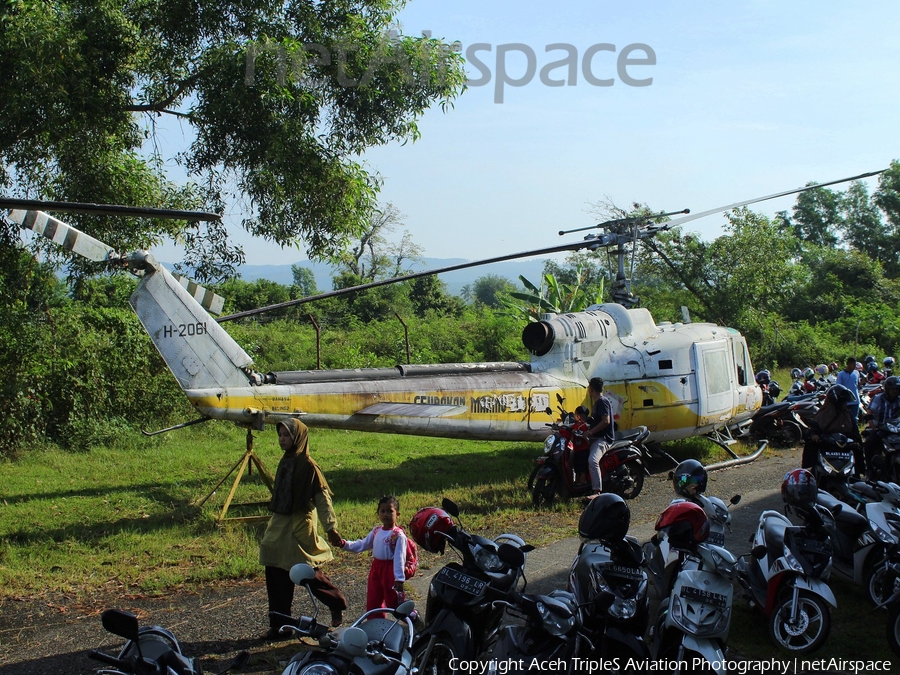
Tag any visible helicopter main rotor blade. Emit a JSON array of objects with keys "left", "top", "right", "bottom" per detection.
[
  {"left": 1, "top": 199, "right": 220, "bottom": 221},
  {"left": 216, "top": 239, "right": 594, "bottom": 322},
  {"left": 647, "top": 168, "right": 887, "bottom": 233},
  {"left": 10, "top": 209, "right": 120, "bottom": 263}
]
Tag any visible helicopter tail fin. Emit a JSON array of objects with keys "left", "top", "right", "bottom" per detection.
[{"left": 129, "top": 252, "right": 254, "bottom": 391}]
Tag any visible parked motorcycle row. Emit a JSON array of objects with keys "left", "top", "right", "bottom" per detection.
[{"left": 89, "top": 471, "right": 900, "bottom": 675}]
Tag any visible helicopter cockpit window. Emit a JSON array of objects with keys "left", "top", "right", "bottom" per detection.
[{"left": 732, "top": 341, "right": 749, "bottom": 386}]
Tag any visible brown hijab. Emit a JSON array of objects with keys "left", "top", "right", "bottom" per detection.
[{"left": 269, "top": 419, "right": 332, "bottom": 515}]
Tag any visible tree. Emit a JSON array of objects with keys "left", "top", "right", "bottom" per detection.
[
  {"left": 1, "top": 1, "right": 466, "bottom": 280},
  {"left": 462, "top": 274, "right": 517, "bottom": 308},
  {"left": 335, "top": 203, "right": 422, "bottom": 281},
  {"left": 291, "top": 265, "right": 319, "bottom": 297}
]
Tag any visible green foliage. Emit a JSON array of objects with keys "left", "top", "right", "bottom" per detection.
[
  {"left": 1, "top": 1, "right": 467, "bottom": 278},
  {"left": 506, "top": 261, "right": 606, "bottom": 321}
]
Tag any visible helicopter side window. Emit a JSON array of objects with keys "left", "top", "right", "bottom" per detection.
[{"left": 732, "top": 341, "right": 750, "bottom": 387}]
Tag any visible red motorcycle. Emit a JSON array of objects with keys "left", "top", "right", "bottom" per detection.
[{"left": 527, "top": 410, "right": 652, "bottom": 505}]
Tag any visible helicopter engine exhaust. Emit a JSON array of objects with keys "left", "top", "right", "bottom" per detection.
[{"left": 522, "top": 321, "right": 555, "bottom": 356}]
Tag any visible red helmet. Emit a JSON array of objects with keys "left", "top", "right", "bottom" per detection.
[
  {"left": 409, "top": 507, "right": 455, "bottom": 554},
  {"left": 782, "top": 469, "right": 817, "bottom": 508},
  {"left": 654, "top": 501, "right": 710, "bottom": 549}
]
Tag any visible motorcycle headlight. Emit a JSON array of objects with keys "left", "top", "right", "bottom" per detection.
[
  {"left": 608, "top": 597, "right": 637, "bottom": 620},
  {"left": 670, "top": 595, "right": 730, "bottom": 637},
  {"left": 298, "top": 664, "right": 340, "bottom": 675},
  {"left": 544, "top": 436, "right": 555, "bottom": 453},
  {"left": 474, "top": 545, "right": 503, "bottom": 573},
  {"left": 536, "top": 601, "right": 577, "bottom": 636},
  {"left": 711, "top": 548, "right": 738, "bottom": 579},
  {"left": 590, "top": 568, "right": 612, "bottom": 595},
  {"left": 872, "top": 522, "right": 896, "bottom": 544},
  {"left": 776, "top": 546, "right": 804, "bottom": 573}
]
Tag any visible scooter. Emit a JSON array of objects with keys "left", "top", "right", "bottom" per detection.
[
  {"left": 528, "top": 420, "right": 653, "bottom": 505},
  {"left": 648, "top": 502, "right": 738, "bottom": 675},
  {"left": 413, "top": 498, "right": 532, "bottom": 675},
  {"left": 867, "top": 418, "right": 900, "bottom": 484},
  {"left": 748, "top": 400, "right": 807, "bottom": 447},
  {"left": 738, "top": 507, "right": 835, "bottom": 653},
  {"left": 88, "top": 608, "right": 248, "bottom": 675},
  {"left": 274, "top": 564, "right": 417, "bottom": 675},
  {"left": 810, "top": 432, "right": 859, "bottom": 500}
]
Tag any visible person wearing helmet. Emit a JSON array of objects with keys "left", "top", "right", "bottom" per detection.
[
  {"left": 585, "top": 377, "right": 615, "bottom": 498},
  {"left": 756, "top": 369, "right": 775, "bottom": 405},
  {"left": 672, "top": 459, "right": 708, "bottom": 499},
  {"left": 802, "top": 367, "right": 817, "bottom": 393},
  {"left": 867, "top": 360, "right": 886, "bottom": 385},
  {"left": 864, "top": 375, "right": 900, "bottom": 474},
  {"left": 801, "top": 383, "right": 862, "bottom": 473},
  {"left": 884, "top": 357, "right": 896, "bottom": 377}
]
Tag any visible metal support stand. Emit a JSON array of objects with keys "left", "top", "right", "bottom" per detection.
[{"left": 195, "top": 428, "right": 275, "bottom": 524}]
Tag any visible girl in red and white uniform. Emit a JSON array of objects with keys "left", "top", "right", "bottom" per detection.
[{"left": 339, "top": 495, "right": 407, "bottom": 615}]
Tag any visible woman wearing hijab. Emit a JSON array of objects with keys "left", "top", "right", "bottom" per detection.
[{"left": 260, "top": 419, "right": 347, "bottom": 640}]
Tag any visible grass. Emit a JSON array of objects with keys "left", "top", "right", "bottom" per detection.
[{"left": 4, "top": 421, "right": 890, "bottom": 663}]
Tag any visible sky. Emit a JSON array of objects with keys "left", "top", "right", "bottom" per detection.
[{"left": 154, "top": 0, "right": 900, "bottom": 269}]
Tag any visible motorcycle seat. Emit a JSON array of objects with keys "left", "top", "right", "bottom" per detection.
[
  {"left": 816, "top": 491, "right": 869, "bottom": 535},
  {"left": 615, "top": 427, "right": 646, "bottom": 442},
  {"left": 361, "top": 617, "right": 408, "bottom": 656},
  {"left": 758, "top": 402, "right": 792, "bottom": 414},
  {"left": 848, "top": 481, "right": 881, "bottom": 503}
]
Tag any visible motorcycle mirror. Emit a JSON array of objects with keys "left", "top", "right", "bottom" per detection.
[
  {"left": 730, "top": 495, "right": 742, "bottom": 506},
  {"left": 101, "top": 609, "right": 140, "bottom": 642},
  {"left": 441, "top": 498, "right": 460, "bottom": 518},
  {"left": 289, "top": 563, "right": 317, "bottom": 585},
  {"left": 498, "top": 543, "right": 526, "bottom": 569},
  {"left": 751, "top": 544, "right": 767, "bottom": 560},
  {"left": 338, "top": 627, "right": 369, "bottom": 657},
  {"left": 667, "top": 471, "right": 675, "bottom": 481},
  {"left": 394, "top": 600, "right": 415, "bottom": 618},
  {"left": 544, "top": 407, "right": 552, "bottom": 416},
  {"left": 556, "top": 393, "right": 564, "bottom": 405}
]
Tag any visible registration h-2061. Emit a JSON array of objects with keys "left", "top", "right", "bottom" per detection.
[{"left": 163, "top": 322, "right": 207, "bottom": 338}]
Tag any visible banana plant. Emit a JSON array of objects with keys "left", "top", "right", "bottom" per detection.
[{"left": 504, "top": 265, "right": 606, "bottom": 321}]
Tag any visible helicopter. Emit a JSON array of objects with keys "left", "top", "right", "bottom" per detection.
[{"left": 3, "top": 169, "right": 885, "bottom": 452}]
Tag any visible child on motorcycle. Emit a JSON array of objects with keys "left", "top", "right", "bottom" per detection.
[{"left": 337, "top": 495, "right": 409, "bottom": 617}]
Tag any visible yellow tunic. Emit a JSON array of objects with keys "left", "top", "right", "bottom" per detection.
[{"left": 259, "top": 491, "right": 337, "bottom": 570}]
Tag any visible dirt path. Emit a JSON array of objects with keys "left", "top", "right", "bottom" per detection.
[{"left": 0, "top": 445, "right": 799, "bottom": 675}]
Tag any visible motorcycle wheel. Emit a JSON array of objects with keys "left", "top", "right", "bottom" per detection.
[
  {"left": 415, "top": 632, "right": 459, "bottom": 675},
  {"left": 531, "top": 469, "right": 559, "bottom": 507},
  {"left": 526, "top": 464, "right": 540, "bottom": 491},
  {"left": 866, "top": 560, "right": 891, "bottom": 607},
  {"left": 614, "top": 461, "right": 645, "bottom": 500},
  {"left": 768, "top": 590, "right": 831, "bottom": 653},
  {"left": 887, "top": 602, "right": 900, "bottom": 657},
  {"left": 774, "top": 422, "right": 803, "bottom": 448}
]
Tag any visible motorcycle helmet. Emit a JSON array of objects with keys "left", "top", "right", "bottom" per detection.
[
  {"left": 829, "top": 362, "right": 839, "bottom": 373},
  {"left": 865, "top": 355, "right": 877, "bottom": 365},
  {"left": 815, "top": 364, "right": 828, "bottom": 376},
  {"left": 856, "top": 362, "right": 864, "bottom": 371},
  {"left": 578, "top": 493, "right": 630, "bottom": 541},
  {"left": 884, "top": 376, "right": 900, "bottom": 399},
  {"left": 790, "top": 367, "right": 802, "bottom": 380},
  {"left": 672, "top": 459, "right": 708, "bottom": 498},
  {"left": 781, "top": 468, "right": 817, "bottom": 508},
  {"left": 866, "top": 361, "right": 879, "bottom": 373},
  {"left": 825, "top": 384, "right": 854, "bottom": 407},
  {"left": 768, "top": 381, "right": 782, "bottom": 399},
  {"left": 803, "top": 367, "right": 815, "bottom": 380},
  {"left": 755, "top": 370, "right": 770, "bottom": 385},
  {"left": 885, "top": 357, "right": 896, "bottom": 369},
  {"left": 409, "top": 507, "right": 455, "bottom": 554},
  {"left": 654, "top": 501, "right": 710, "bottom": 550}
]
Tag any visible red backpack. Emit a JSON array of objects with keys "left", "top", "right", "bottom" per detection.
[{"left": 392, "top": 526, "right": 419, "bottom": 580}]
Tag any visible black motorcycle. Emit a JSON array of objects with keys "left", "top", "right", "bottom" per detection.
[
  {"left": 749, "top": 400, "right": 807, "bottom": 447},
  {"left": 810, "top": 432, "right": 859, "bottom": 499},
  {"left": 414, "top": 498, "right": 533, "bottom": 675},
  {"left": 88, "top": 608, "right": 248, "bottom": 675},
  {"left": 867, "top": 418, "right": 900, "bottom": 483}
]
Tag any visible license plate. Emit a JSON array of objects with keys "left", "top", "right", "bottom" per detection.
[
  {"left": 706, "top": 531, "right": 725, "bottom": 546},
  {"left": 601, "top": 564, "right": 644, "bottom": 580},
  {"left": 680, "top": 585, "right": 728, "bottom": 609},
  {"left": 436, "top": 567, "right": 487, "bottom": 596}
]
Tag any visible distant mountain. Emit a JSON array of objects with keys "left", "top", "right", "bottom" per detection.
[{"left": 236, "top": 257, "right": 552, "bottom": 296}]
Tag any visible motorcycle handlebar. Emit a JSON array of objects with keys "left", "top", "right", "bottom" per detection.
[{"left": 88, "top": 649, "right": 128, "bottom": 670}]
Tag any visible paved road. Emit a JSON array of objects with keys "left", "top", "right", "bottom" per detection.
[{"left": 0, "top": 448, "right": 799, "bottom": 675}]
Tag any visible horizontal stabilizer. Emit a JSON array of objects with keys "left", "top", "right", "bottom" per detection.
[
  {"left": 172, "top": 273, "right": 225, "bottom": 315},
  {"left": 356, "top": 402, "right": 467, "bottom": 418},
  {"left": 10, "top": 210, "right": 118, "bottom": 262}
]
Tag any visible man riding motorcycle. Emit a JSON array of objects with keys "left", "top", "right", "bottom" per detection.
[
  {"left": 864, "top": 376, "right": 900, "bottom": 471},
  {"left": 801, "top": 384, "right": 863, "bottom": 475}
]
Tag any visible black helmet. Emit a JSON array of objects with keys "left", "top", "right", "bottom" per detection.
[
  {"left": 885, "top": 376, "right": 900, "bottom": 398},
  {"left": 768, "top": 381, "right": 782, "bottom": 399},
  {"left": 790, "top": 367, "right": 802, "bottom": 379},
  {"left": 867, "top": 361, "right": 880, "bottom": 373},
  {"left": 672, "top": 459, "right": 708, "bottom": 498},
  {"left": 865, "top": 355, "right": 877, "bottom": 365},
  {"left": 782, "top": 469, "right": 817, "bottom": 508},
  {"left": 578, "top": 493, "right": 630, "bottom": 541},
  {"left": 755, "top": 370, "right": 770, "bottom": 385},
  {"left": 826, "top": 384, "right": 854, "bottom": 406}
]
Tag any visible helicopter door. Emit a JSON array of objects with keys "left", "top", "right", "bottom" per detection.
[{"left": 692, "top": 341, "right": 734, "bottom": 425}]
